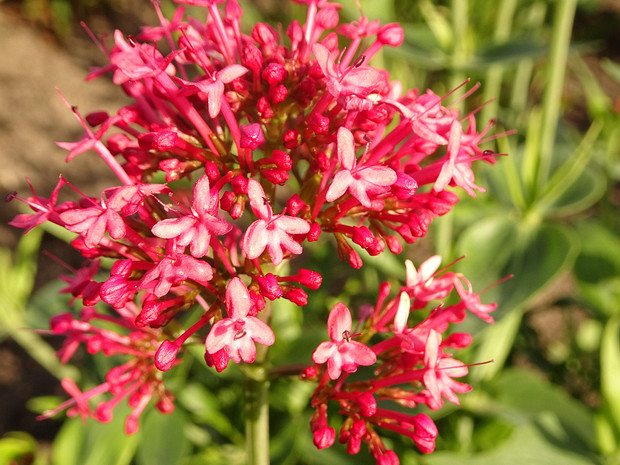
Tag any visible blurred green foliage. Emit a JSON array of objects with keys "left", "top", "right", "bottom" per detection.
[{"left": 1, "top": 0, "right": 619, "bottom": 464}]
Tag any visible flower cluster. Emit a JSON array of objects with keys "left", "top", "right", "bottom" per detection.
[
  {"left": 9, "top": 0, "right": 500, "bottom": 461},
  {"left": 305, "top": 255, "right": 496, "bottom": 461}
]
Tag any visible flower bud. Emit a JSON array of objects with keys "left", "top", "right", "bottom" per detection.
[
  {"left": 242, "top": 43, "right": 263, "bottom": 74},
  {"left": 309, "top": 113, "right": 330, "bottom": 135},
  {"left": 316, "top": 8, "right": 339, "bottom": 29},
  {"left": 378, "top": 23, "right": 404, "bottom": 47},
  {"left": 240, "top": 123, "right": 265, "bottom": 150},
  {"left": 392, "top": 172, "right": 418, "bottom": 199},
  {"left": 155, "top": 340, "right": 179, "bottom": 371},
  {"left": 256, "top": 273, "right": 283, "bottom": 300},
  {"left": 286, "top": 193, "right": 306, "bottom": 216},
  {"left": 282, "top": 286, "right": 308, "bottom": 306},
  {"left": 307, "top": 222, "right": 322, "bottom": 241},
  {"left": 262, "top": 62, "right": 288, "bottom": 85},
  {"left": 86, "top": 111, "right": 109, "bottom": 126},
  {"left": 412, "top": 413, "right": 438, "bottom": 453},
  {"left": 292, "top": 269, "right": 322, "bottom": 289},
  {"left": 283, "top": 129, "right": 299, "bottom": 149}
]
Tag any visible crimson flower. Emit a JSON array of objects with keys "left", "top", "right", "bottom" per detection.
[
  {"left": 242, "top": 179, "right": 310, "bottom": 265},
  {"left": 312, "top": 303, "right": 376, "bottom": 379},
  {"left": 205, "top": 277, "right": 275, "bottom": 366}
]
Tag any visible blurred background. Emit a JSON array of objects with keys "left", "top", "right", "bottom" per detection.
[{"left": 0, "top": 0, "right": 619, "bottom": 464}]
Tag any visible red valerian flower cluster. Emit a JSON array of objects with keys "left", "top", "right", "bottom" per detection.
[
  {"left": 306, "top": 256, "right": 497, "bottom": 461},
  {"left": 9, "top": 0, "right": 500, "bottom": 461}
]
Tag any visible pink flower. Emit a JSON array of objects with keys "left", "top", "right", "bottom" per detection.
[
  {"left": 434, "top": 120, "right": 485, "bottom": 196},
  {"left": 8, "top": 177, "right": 71, "bottom": 233},
  {"left": 405, "top": 256, "right": 453, "bottom": 302},
  {"left": 312, "top": 303, "right": 376, "bottom": 379},
  {"left": 110, "top": 31, "right": 176, "bottom": 85},
  {"left": 176, "top": 64, "right": 248, "bottom": 118},
  {"left": 242, "top": 179, "right": 310, "bottom": 265},
  {"left": 325, "top": 127, "right": 397, "bottom": 207},
  {"left": 312, "top": 43, "right": 386, "bottom": 110},
  {"left": 422, "top": 329, "right": 471, "bottom": 409},
  {"left": 454, "top": 275, "right": 497, "bottom": 323},
  {"left": 205, "top": 277, "right": 275, "bottom": 366},
  {"left": 59, "top": 201, "right": 127, "bottom": 248},
  {"left": 151, "top": 175, "right": 232, "bottom": 257},
  {"left": 139, "top": 253, "right": 213, "bottom": 297}
]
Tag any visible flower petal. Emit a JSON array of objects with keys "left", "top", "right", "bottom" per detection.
[
  {"left": 327, "top": 303, "right": 352, "bottom": 342},
  {"left": 225, "top": 277, "right": 252, "bottom": 318}
]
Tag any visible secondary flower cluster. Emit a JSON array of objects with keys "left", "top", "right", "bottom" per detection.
[
  {"left": 9, "top": 0, "right": 500, "bottom": 461},
  {"left": 305, "top": 255, "right": 496, "bottom": 461}
]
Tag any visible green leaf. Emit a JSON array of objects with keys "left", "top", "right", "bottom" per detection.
[
  {"left": 419, "top": 423, "right": 597, "bottom": 465},
  {"left": 0, "top": 229, "right": 43, "bottom": 336},
  {"left": 601, "top": 58, "right": 620, "bottom": 85},
  {"left": 473, "top": 37, "right": 548, "bottom": 66},
  {"left": 534, "top": 120, "right": 604, "bottom": 215},
  {"left": 457, "top": 217, "right": 578, "bottom": 319},
  {"left": 600, "top": 316, "right": 620, "bottom": 445},
  {"left": 52, "top": 404, "right": 139, "bottom": 465},
  {"left": 543, "top": 167, "right": 606, "bottom": 217},
  {"left": 177, "top": 382, "right": 241, "bottom": 443},
  {"left": 136, "top": 409, "right": 191, "bottom": 465},
  {"left": 0, "top": 432, "right": 38, "bottom": 464},
  {"left": 26, "top": 395, "right": 65, "bottom": 415},
  {"left": 490, "top": 368, "right": 596, "bottom": 448},
  {"left": 497, "top": 222, "right": 578, "bottom": 313},
  {"left": 470, "top": 307, "right": 524, "bottom": 381},
  {"left": 424, "top": 368, "right": 599, "bottom": 464},
  {"left": 574, "top": 221, "right": 620, "bottom": 316}
]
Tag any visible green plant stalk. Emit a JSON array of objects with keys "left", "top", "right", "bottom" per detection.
[
  {"left": 435, "top": 0, "right": 468, "bottom": 259},
  {"left": 243, "top": 352, "right": 270, "bottom": 465},
  {"left": 11, "top": 325, "right": 80, "bottom": 381},
  {"left": 537, "top": 0, "right": 577, "bottom": 188},
  {"left": 509, "top": 2, "right": 546, "bottom": 125},
  {"left": 449, "top": 0, "right": 467, "bottom": 108},
  {"left": 534, "top": 119, "right": 603, "bottom": 215},
  {"left": 242, "top": 302, "right": 272, "bottom": 465},
  {"left": 481, "top": 0, "right": 517, "bottom": 125}
]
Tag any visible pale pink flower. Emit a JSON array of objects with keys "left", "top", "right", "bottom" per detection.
[
  {"left": 242, "top": 179, "right": 310, "bottom": 265},
  {"left": 422, "top": 329, "right": 471, "bottom": 409},
  {"left": 434, "top": 120, "right": 485, "bottom": 196},
  {"left": 151, "top": 175, "right": 231, "bottom": 257},
  {"left": 205, "top": 277, "right": 275, "bottom": 365},
  {"left": 312, "top": 303, "right": 376, "bottom": 379},
  {"left": 454, "top": 276, "right": 497, "bottom": 323},
  {"left": 325, "top": 127, "right": 396, "bottom": 207}
]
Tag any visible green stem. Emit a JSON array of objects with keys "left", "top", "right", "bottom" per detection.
[
  {"left": 244, "top": 359, "right": 270, "bottom": 465},
  {"left": 449, "top": 0, "right": 468, "bottom": 109},
  {"left": 435, "top": 0, "right": 468, "bottom": 259},
  {"left": 537, "top": 0, "right": 577, "bottom": 188},
  {"left": 481, "top": 0, "right": 517, "bottom": 125},
  {"left": 9, "top": 326, "right": 80, "bottom": 381},
  {"left": 242, "top": 302, "right": 272, "bottom": 465}
]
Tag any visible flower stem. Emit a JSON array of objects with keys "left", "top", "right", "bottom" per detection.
[
  {"left": 537, "top": 0, "right": 577, "bottom": 188},
  {"left": 243, "top": 348, "right": 270, "bottom": 465},
  {"left": 242, "top": 301, "right": 272, "bottom": 465}
]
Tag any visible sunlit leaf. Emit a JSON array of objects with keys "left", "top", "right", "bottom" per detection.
[{"left": 136, "top": 408, "right": 191, "bottom": 465}]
